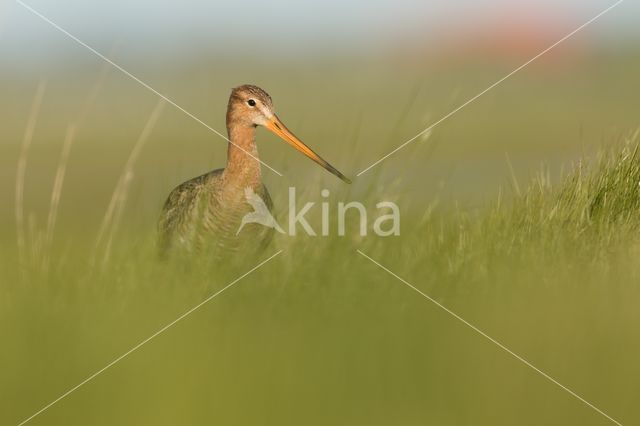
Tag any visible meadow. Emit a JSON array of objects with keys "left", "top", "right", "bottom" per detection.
[{"left": 1, "top": 49, "right": 640, "bottom": 425}]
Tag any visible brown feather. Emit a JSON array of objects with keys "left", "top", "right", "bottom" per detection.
[{"left": 158, "top": 85, "right": 277, "bottom": 258}]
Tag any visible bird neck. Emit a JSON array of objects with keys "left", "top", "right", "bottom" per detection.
[{"left": 223, "top": 124, "right": 262, "bottom": 189}]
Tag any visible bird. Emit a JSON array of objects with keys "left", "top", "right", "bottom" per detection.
[{"left": 158, "top": 84, "right": 350, "bottom": 257}]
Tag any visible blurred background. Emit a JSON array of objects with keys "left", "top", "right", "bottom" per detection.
[
  {"left": 1, "top": 1, "right": 639, "bottom": 425},
  {"left": 1, "top": 0, "right": 639, "bottom": 237}
]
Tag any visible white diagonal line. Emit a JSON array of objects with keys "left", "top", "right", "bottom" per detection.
[
  {"left": 357, "top": 0, "right": 625, "bottom": 176},
  {"left": 356, "top": 249, "right": 623, "bottom": 426},
  {"left": 16, "top": 250, "right": 283, "bottom": 426},
  {"left": 15, "top": 0, "right": 283, "bottom": 177}
]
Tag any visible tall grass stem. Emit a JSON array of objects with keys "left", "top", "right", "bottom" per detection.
[{"left": 15, "top": 80, "right": 46, "bottom": 274}]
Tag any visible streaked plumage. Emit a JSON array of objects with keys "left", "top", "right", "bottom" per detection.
[{"left": 158, "top": 84, "right": 350, "bottom": 257}]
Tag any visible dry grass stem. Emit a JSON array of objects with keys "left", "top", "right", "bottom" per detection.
[
  {"left": 43, "top": 124, "right": 77, "bottom": 272},
  {"left": 15, "top": 80, "right": 46, "bottom": 272},
  {"left": 95, "top": 99, "right": 166, "bottom": 265}
]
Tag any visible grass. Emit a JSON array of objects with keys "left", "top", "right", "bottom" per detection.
[{"left": 1, "top": 53, "right": 640, "bottom": 425}]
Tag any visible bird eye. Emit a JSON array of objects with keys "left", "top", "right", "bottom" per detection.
[{"left": 247, "top": 99, "right": 256, "bottom": 107}]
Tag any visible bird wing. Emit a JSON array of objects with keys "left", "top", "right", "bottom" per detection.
[{"left": 157, "top": 169, "right": 223, "bottom": 255}]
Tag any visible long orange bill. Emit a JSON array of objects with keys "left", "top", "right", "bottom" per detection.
[{"left": 265, "top": 115, "right": 351, "bottom": 184}]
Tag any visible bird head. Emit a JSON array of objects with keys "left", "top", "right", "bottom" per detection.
[{"left": 227, "top": 84, "right": 351, "bottom": 184}]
